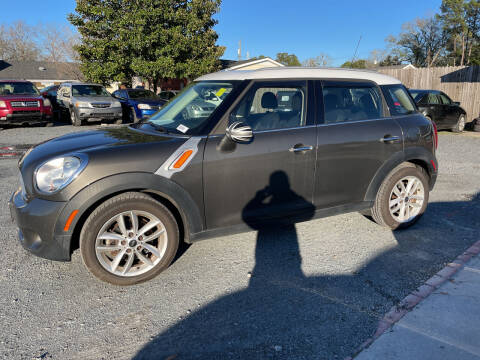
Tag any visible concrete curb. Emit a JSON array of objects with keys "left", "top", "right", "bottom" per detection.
[{"left": 345, "top": 239, "right": 480, "bottom": 360}]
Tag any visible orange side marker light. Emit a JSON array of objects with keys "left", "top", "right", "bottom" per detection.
[
  {"left": 64, "top": 210, "right": 79, "bottom": 231},
  {"left": 172, "top": 150, "right": 193, "bottom": 169}
]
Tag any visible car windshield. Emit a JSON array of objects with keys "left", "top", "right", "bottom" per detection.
[
  {"left": 0, "top": 82, "right": 39, "bottom": 95},
  {"left": 72, "top": 85, "right": 110, "bottom": 97},
  {"left": 147, "top": 81, "right": 237, "bottom": 134},
  {"left": 128, "top": 89, "right": 160, "bottom": 99}
]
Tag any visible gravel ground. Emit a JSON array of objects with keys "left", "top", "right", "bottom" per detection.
[{"left": 0, "top": 125, "right": 479, "bottom": 360}]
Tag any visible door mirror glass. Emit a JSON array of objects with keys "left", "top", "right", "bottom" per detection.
[
  {"left": 226, "top": 121, "right": 253, "bottom": 143},
  {"left": 453, "top": 101, "right": 460, "bottom": 106}
]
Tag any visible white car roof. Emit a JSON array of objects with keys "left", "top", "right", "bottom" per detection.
[{"left": 196, "top": 67, "right": 402, "bottom": 86}]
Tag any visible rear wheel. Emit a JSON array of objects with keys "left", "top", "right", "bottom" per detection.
[
  {"left": 80, "top": 192, "right": 179, "bottom": 285},
  {"left": 452, "top": 114, "right": 465, "bottom": 133},
  {"left": 371, "top": 163, "right": 429, "bottom": 230}
]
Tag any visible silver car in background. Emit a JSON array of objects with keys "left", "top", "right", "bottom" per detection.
[{"left": 56, "top": 83, "right": 123, "bottom": 126}]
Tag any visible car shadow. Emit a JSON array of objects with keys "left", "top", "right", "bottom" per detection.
[{"left": 133, "top": 173, "right": 480, "bottom": 360}]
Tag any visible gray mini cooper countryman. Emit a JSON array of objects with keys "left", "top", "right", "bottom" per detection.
[{"left": 9, "top": 68, "right": 438, "bottom": 285}]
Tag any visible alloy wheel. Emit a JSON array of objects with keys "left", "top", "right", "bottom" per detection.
[
  {"left": 389, "top": 176, "right": 425, "bottom": 223},
  {"left": 95, "top": 210, "right": 168, "bottom": 277}
]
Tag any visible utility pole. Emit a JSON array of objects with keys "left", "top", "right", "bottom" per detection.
[
  {"left": 351, "top": 35, "right": 362, "bottom": 67},
  {"left": 238, "top": 40, "right": 242, "bottom": 61}
]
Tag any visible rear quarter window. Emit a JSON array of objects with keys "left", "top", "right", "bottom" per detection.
[{"left": 382, "top": 85, "right": 416, "bottom": 116}]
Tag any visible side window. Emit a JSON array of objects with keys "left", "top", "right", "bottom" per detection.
[
  {"left": 48, "top": 88, "right": 58, "bottom": 97},
  {"left": 230, "top": 82, "right": 307, "bottom": 131},
  {"left": 382, "top": 85, "right": 415, "bottom": 116},
  {"left": 439, "top": 93, "right": 451, "bottom": 105},
  {"left": 322, "top": 84, "right": 383, "bottom": 124},
  {"left": 428, "top": 93, "right": 440, "bottom": 104}
]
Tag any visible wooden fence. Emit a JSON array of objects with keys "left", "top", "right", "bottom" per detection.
[{"left": 378, "top": 66, "right": 480, "bottom": 122}]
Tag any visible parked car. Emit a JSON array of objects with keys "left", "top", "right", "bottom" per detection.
[
  {"left": 112, "top": 88, "right": 166, "bottom": 123},
  {"left": 0, "top": 80, "right": 53, "bottom": 127},
  {"left": 158, "top": 90, "right": 179, "bottom": 101},
  {"left": 39, "top": 85, "right": 61, "bottom": 121},
  {"left": 409, "top": 89, "right": 466, "bottom": 132},
  {"left": 56, "top": 83, "right": 123, "bottom": 126},
  {"left": 9, "top": 68, "right": 438, "bottom": 285}
]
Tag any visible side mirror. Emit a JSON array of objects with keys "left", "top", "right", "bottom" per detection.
[
  {"left": 226, "top": 121, "right": 253, "bottom": 143},
  {"left": 453, "top": 101, "right": 460, "bottom": 106}
]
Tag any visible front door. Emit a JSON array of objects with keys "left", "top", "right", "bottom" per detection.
[
  {"left": 203, "top": 80, "right": 317, "bottom": 229},
  {"left": 314, "top": 80, "right": 404, "bottom": 208}
]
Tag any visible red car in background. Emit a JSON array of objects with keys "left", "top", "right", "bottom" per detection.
[{"left": 0, "top": 80, "right": 53, "bottom": 127}]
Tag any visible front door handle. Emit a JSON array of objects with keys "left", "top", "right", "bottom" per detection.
[
  {"left": 380, "top": 135, "right": 400, "bottom": 143},
  {"left": 289, "top": 144, "right": 314, "bottom": 153}
]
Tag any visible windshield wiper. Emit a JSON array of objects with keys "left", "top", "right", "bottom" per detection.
[{"left": 146, "top": 121, "right": 169, "bottom": 133}]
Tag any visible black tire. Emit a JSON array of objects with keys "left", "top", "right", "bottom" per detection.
[
  {"left": 371, "top": 163, "right": 429, "bottom": 230},
  {"left": 69, "top": 107, "right": 82, "bottom": 126},
  {"left": 80, "top": 192, "right": 179, "bottom": 285},
  {"left": 130, "top": 107, "right": 139, "bottom": 123},
  {"left": 452, "top": 114, "right": 465, "bottom": 133}
]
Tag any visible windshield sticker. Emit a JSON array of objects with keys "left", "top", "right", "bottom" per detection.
[
  {"left": 216, "top": 88, "right": 226, "bottom": 97},
  {"left": 176, "top": 124, "right": 189, "bottom": 133}
]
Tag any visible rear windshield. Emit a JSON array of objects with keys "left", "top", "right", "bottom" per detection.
[
  {"left": 0, "top": 82, "right": 39, "bottom": 95},
  {"left": 382, "top": 85, "right": 416, "bottom": 116},
  {"left": 72, "top": 85, "right": 110, "bottom": 97}
]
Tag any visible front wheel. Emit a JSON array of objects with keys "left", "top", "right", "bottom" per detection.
[
  {"left": 80, "top": 192, "right": 179, "bottom": 285},
  {"left": 371, "top": 163, "right": 429, "bottom": 230},
  {"left": 452, "top": 114, "right": 465, "bottom": 133},
  {"left": 70, "top": 108, "right": 82, "bottom": 126}
]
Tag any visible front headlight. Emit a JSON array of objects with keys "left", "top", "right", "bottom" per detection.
[
  {"left": 0, "top": 100, "right": 6, "bottom": 108},
  {"left": 43, "top": 98, "right": 52, "bottom": 107},
  {"left": 35, "top": 155, "right": 87, "bottom": 194},
  {"left": 75, "top": 101, "right": 90, "bottom": 108},
  {"left": 137, "top": 103, "right": 153, "bottom": 110},
  {"left": 112, "top": 101, "right": 121, "bottom": 108}
]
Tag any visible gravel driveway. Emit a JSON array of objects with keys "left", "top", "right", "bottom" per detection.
[{"left": 0, "top": 124, "right": 479, "bottom": 360}]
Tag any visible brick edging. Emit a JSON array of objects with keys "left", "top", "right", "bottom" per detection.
[{"left": 345, "top": 239, "right": 480, "bottom": 360}]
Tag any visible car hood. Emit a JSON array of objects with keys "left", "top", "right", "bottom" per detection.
[
  {"left": 73, "top": 95, "right": 115, "bottom": 103},
  {"left": 19, "top": 126, "right": 187, "bottom": 175},
  {"left": 131, "top": 98, "right": 165, "bottom": 106}
]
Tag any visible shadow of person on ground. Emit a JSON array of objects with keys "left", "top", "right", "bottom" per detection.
[{"left": 133, "top": 179, "right": 480, "bottom": 359}]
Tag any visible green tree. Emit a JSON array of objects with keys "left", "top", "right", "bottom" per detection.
[
  {"left": 387, "top": 17, "right": 446, "bottom": 67},
  {"left": 276, "top": 52, "right": 301, "bottom": 66},
  {"left": 69, "top": 0, "right": 225, "bottom": 90},
  {"left": 340, "top": 59, "right": 368, "bottom": 68}
]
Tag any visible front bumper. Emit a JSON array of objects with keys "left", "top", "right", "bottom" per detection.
[
  {"left": 9, "top": 189, "right": 71, "bottom": 261},
  {"left": 0, "top": 110, "right": 52, "bottom": 124},
  {"left": 76, "top": 107, "right": 123, "bottom": 121}
]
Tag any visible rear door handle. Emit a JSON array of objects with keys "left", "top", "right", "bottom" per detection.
[
  {"left": 380, "top": 135, "right": 400, "bottom": 143},
  {"left": 289, "top": 145, "right": 314, "bottom": 153}
]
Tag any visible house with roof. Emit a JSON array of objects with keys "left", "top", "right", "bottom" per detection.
[{"left": 0, "top": 60, "right": 83, "bottom": 89}]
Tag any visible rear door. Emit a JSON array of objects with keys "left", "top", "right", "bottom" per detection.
[
  {"left": 438, "top": 92, "right": 458, "bottom": 127},
  {"left": 314, "top": 80, "right": 403, "bottom": 208}
]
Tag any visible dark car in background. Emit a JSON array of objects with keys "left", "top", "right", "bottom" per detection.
[
  {"left": 0, "top": 80, "right": 53, "bottom": 127},
  {"left": 39, "top": 85, "right": 61, "bottom": 121},
  {"left": 112, "top": 88, "right": 166, "bottom": 123},
  {"left": 409, "top": 89, "right": 466, "bottom": 132}
]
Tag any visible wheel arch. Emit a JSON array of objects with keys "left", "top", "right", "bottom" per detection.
[
  {"left": 57, "top": 172, "right": 203, "bottom": 255},
  {"left": 364, "top": 148, "right": 437, "bottom": 202}
]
